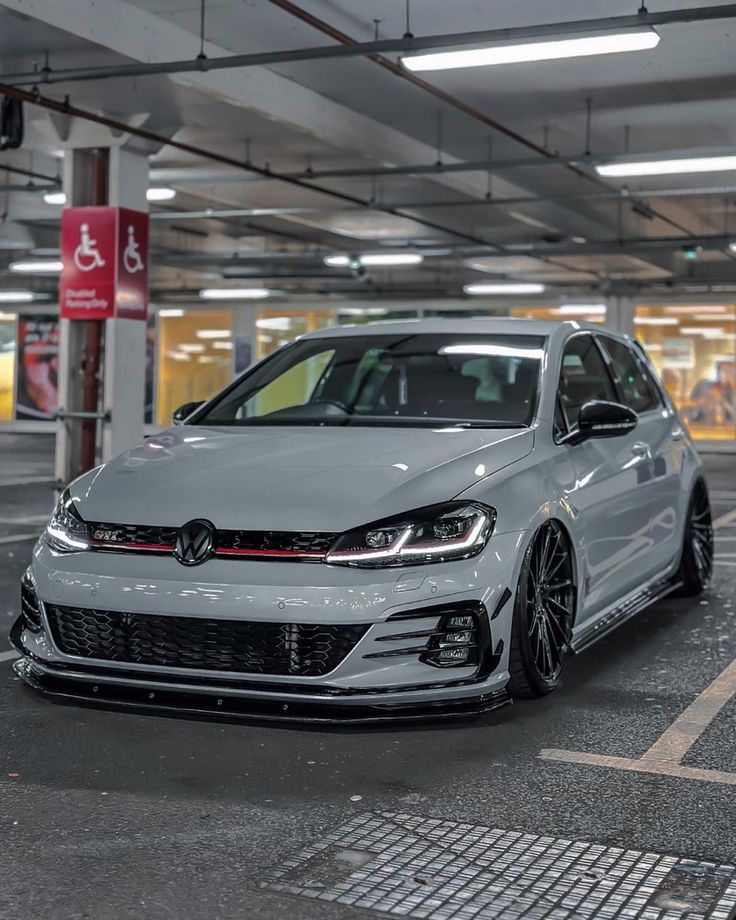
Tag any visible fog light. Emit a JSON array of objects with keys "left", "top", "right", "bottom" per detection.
[
  {"left": 435, "top": 646, "right": 471, "bottom": 665},
  {"left": 421, "top": 607, "right": 482, "bottom": 669}
]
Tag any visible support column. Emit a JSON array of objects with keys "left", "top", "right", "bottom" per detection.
[
  {"left": 102, "top": 148, "right": 148, "bottom": 461},
  {"left": 605, "top": 295, "right": 636, "bottom": 338},
  {"left": 53, "top": 129, "right": 150, "bottom": 486}
]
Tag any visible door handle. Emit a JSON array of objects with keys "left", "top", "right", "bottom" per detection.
[{"left": 631, "top": 441, "right": 651, "bottom": 459}]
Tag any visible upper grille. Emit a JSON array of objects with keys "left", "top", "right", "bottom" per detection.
[
  {"left": 46, "top": 605, "right": 368, "bottom": 677},
  {"left": 89, "top": 522, "right": 337, "bottom": 560}
]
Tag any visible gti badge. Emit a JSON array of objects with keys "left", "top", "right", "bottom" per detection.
[{"left": 174, "top": 519, "right": 215, "bottom": 566}]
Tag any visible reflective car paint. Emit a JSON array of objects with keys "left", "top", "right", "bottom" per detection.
[{"left": 13, "top": 318, "right": 703, "bottom": 714}]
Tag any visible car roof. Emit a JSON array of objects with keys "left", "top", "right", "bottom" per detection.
[{"left": 300, "top": 316, "right": 609, "bottom": 340}]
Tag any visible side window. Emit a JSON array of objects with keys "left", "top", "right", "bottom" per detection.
[
  {"left": 558, "top": 335, "right": 617, "bottom": 430},
  {"left": 599, "top": 337, "right": 660, "bottom": 413}
]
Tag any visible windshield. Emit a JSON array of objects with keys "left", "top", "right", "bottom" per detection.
[{"left": 192, "top": 332, "right": 545, "bottom": 428}]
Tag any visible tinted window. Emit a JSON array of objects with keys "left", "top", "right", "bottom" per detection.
[
  {"left": 558, "top": 334, "right": 617, "bottom": 428},
  {"left": 194, "top": 333, "right": 545, "bottom": 428},
  {"left": 599, "top": 337, "right": 660, "bottom": 413}
]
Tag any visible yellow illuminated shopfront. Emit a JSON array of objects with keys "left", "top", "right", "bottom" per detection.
[
  {"left": 635, "top": 304, "right": 736, "bottom": 442},
  {"left": 1, "top": 303, "right": 735, "bottom": 446}
]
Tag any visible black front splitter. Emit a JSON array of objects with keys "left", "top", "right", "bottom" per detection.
[{"left": 11, "top": 654, "right": 512, "bottom": 727}]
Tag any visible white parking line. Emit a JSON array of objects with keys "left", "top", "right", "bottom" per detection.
[
  {"left": 0, "top": 650, "right": 19, "bottom": 662},
  {"left": 0, "top": 534, "right": 38, "bottom": 545},
  {"left": 0, "top": 476, "right": 54, "bottom": 488}
]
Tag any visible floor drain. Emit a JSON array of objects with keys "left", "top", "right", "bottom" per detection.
[{"left": 263, "top": 812, "right": 736, "bottom": 919}]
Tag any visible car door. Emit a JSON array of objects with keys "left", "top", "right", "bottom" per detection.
[
  {"left": 555, "top": 333, "right": 655, "bottom": 621},
  {"left": 596, "top": 334, "right": 683, "bottom": 578}
]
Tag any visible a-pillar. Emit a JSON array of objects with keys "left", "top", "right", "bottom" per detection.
[{"left": 54, "top": 140, "right": 149, "bottom": 485}]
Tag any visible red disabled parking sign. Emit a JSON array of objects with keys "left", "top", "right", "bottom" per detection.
[{"left": 59, "top": 206, "right": 148, "bottom": 321}]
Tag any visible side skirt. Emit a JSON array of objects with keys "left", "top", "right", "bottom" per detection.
[{"left": 570, "top": 575, "right": 682, "bottom": 655}]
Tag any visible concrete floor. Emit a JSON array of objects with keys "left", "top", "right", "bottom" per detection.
[{"left": 1, "top": 435, "right": 735, "bottom": 919}]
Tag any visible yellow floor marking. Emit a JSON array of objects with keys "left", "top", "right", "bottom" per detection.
[
  {"left": 539, "top": 749, "right": 736, "bottom": 787},
  {"left": 541, "top": 657, "right": 736, "bottom": 786},
  {"left": 713, "top": 507, "right": 736, "bottom": 529}
]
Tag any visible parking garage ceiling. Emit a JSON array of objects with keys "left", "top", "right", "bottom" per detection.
[{"left": 3, "top": 0, "right": 736, "bottom": 303}]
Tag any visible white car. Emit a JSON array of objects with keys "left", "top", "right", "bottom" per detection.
[{"left": 12, "top": 319, "right": 713, "bottom": 721}]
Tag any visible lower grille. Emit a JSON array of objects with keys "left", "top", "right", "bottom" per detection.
[
  {"left": 20, "top": 576, "right": 42, "bottom": 631},
  {"left": 46, "top": 605, "right": 368, "bottom": 677}
]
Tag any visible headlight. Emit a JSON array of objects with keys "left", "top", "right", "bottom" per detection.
[
  {"left": 45, "top": 489, "right": 92, "bottom": 552},
  {"left": 326, "top": 501, "right": 495, "bottom": 568}
]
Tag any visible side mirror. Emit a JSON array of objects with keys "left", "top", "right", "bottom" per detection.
[
  {"left": 571, "top": 400, "right": 637, "bottom": 443},
  {"left": 172, "top": 400, "right": 204, "bottom": 425}
]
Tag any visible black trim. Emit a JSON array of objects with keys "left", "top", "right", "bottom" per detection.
[
  {"left": 11, "top": 655, "right": 511, "bottom": 724},
  {"left": 571, "top": 573, "right": 681, "bottom": 653},
  {"left": 491, "top": 587, "right": 512, "bottom": 620},
  {"left": 10, "top": 615, "right": 495, "bottom": 696}
]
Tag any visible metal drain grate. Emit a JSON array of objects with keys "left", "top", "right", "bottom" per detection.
[{"left": 263, "top": 812, "right": 736, "bottom": 919}]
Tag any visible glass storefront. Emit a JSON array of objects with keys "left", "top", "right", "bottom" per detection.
[
  {"left": 255, "top": 309, "right": 335, "bottom": 360},
  {"left": 1, "top": 302, "right": 734, "bottom": 446},
  {"left": 635, "top": 304, "right": 736, "bottom": 442},
  {"left": 0, "top": 313, "right": 16, "bottom": 421},
  {"left": 156, "top": 311, "right": 234, "bottom": 424}
]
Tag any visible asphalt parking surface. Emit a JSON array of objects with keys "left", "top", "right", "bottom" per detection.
[{"left": 1, "top": 435, "right": 735, "bottom": 919}]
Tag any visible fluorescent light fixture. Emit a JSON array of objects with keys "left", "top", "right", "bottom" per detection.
[
  {"left": 360, "top": 253, "right": 423, "bottom": 266},
  {"left": 158, "top": 308, "right": 185, "bottom": 317},
  {"left": 664, "top": 305, "right": 728, "bottom": 314},
  {"left": 0, "top": 291, "right": 35, "bottom": 302},
  {"left": 464, "top": 282, "right": 545, "bottom": 295},
  {"left": 693, "top": 313, "right": 735, "bottom": 322},
  {"left": 199, "top": 288, "right": 272, "bottom": 300},
  {"left": 634, "top": 317, "right": 679, "bottom": 325},
  {"left": 146, "top": 187, "right": 177, "bottom": 202},
  {"left": 324, "top": 253, "right": 423, "bottom": 267},
  {"left": 597, "top": 154, "right": 736, "bottom": 178},
  {"left": 558, "top": 303, "right": 606, "bottom": 315},
  {"left": 402, "top": 29, "right": 659, "bottom": 72},
  {"left": 324, "top": 254, "right": 351, "bottom": 267},
  {"left": 680, "top": 326, "right": 726, "bottom": 337},
  {"left": 43, "top": 191, "right": 67, "bottom": 205},
  {"left": 10, "top": 259, "right": 63, "bottom": 274},
  {"left": 195, "top": 329, "right": 232, "bottom": 339},
  {"left": 729, "top": 242, "right": 736, "bottom": 254},
  {"left": 213, "top": 340, "right": 233, "bottom": 350},
  {"left": 178, "top": 343, "right": 206, "bottom": 353}
]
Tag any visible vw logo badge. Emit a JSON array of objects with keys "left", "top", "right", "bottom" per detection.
[{"left": 174, "top": 519, "right": 215, "bottom": 566}]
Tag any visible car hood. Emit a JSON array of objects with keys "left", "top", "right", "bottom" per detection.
[{"left": 71, "top": 425, "right": 534, "bottom": 532}]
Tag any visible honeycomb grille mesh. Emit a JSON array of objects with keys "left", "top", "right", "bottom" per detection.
[
  {"left": 46, "top": 605, "right": 368, "bottom": 676},
  {"left": 89, "top": 522, "right": 337, "bottom": 558}
]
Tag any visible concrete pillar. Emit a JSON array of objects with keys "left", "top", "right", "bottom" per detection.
[
  {"left": 605, "top": 295, "right": 636, "bottom": 338},
  {"left": 54, "top": 136, "right": 150, "bottom": 485},
  {"left": 101, "top": 148, "right": 148, "bottom": 461}
]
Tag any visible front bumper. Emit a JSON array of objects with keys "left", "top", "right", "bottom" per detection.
[{"left": 12, "top": 531, "right": 526, "bottom": 721}]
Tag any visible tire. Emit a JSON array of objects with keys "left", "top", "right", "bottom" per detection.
[
  {"left": 508, "top": 520, "right": 576, "bottom": 699},
  {"left": 675, "top": 478, "right": 714, "bottom": 597}
]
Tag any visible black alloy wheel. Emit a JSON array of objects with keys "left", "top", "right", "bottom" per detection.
[
  {"left": 676, "top": 478, "right": 714, "bottom": 596},
  {"left": 508, "top": 520, "right": 576, "bottom": 698}
]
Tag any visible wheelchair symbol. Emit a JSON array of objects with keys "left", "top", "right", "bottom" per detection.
[
  {"left": 73, "top": 223, "right": 106, "bottom": 272},
  {"left": 123, "top": 225, "right": 145, "bottom": 274}
]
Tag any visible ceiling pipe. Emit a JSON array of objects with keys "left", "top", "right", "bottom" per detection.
[
  {"left": 266, "top": 0, "right": 697, "bottom": 239},
  {"left": 3, "top": 5, "right": 736, "bottom": 87},
  {"left": 0, "top": 162, "right": 61, "bottom": 184},
  {"left": 0, "top": 80, "right": 508, "bottom": 252},
  {"left": 0, "top": 88, "right": 607, "bottom": 280}
]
